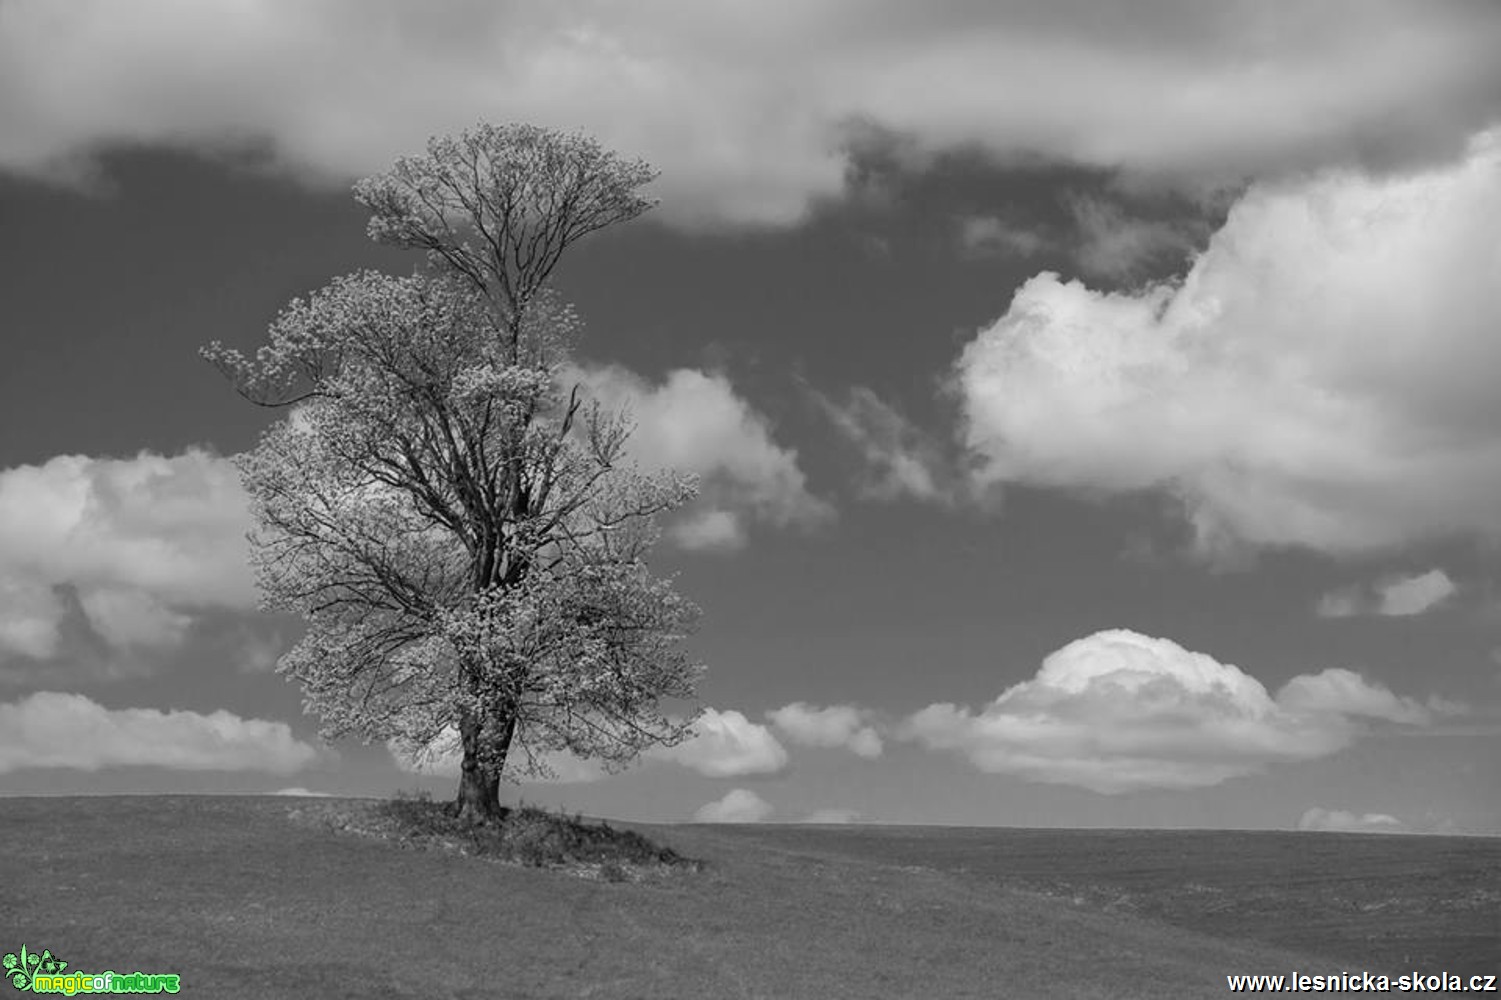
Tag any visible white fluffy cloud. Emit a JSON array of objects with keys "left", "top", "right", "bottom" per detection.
[
  {"left": 4, "top": 2, "right": 1499, "bottom": 226},
  {"left": 0, "top": 450, "right": 255, "bottom": 662},
  {"left": 767, "top": 702, "right": 883, "bottom": 758},
  {"left": 694, "top": 788, "right": 773, "bottom": 823},
  {"left": 1297, "top": 807, "right": 1406, "bottom": 834},
  {"left": 901, "top": 629, "right": 1449, "bottom": 793},
  {"left": 954, "top": 130, "right": 1501, "bottom": 557},
  {"left": 569, "top": 365, "right": 830, "bottom": 551},
  {"left": 0, "top": 691, "right": 317, "bottom": 773},
  {"left": 651, "top": 707, "right": 789, "bottom": 777},
  {"left": 1276, "top": 669, "right": 1436, "bottom": 726},
  {"left": 1318, "top": 569, "right": 1458, "bottom": 618}
]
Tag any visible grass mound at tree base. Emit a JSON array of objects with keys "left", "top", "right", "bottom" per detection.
[{"left": 289, "top": 790, "right": 701, "bottom": 881}]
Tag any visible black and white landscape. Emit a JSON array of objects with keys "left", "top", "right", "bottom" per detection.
[{"left": 1, "top": 2, "right": 1498, "bottom": 996}]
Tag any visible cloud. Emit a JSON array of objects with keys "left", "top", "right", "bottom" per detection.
[
  {"left": 953, "top": 130, "right": 1501, "bottom": 557},
  {"left": 694, "top": 788, "right": 773, "bottom": 823},
  {"left": 75, "top": 587, "right": 194, "bottom": 650},
  {"left": 802, "top": 807, "right": 862, "bottom": 824},
  {"left": 5, "top": 2, "right": 1500, "bottom": 226},
  {"left": 959, "top": 215, "right": 1050, "bottom": 260},
  {"left": 767, "top": 702, "right": 883, "bottom": 758},
  {"left": 1063, "top": 195, "right": 1204, "bottom": 282},
  {"left": 0, "top": 577, "right": 65, "bottom": 660},
  {"left": 1376, "top": 570, "right": 1460, "bottom": 616},
  {"left": 668, "top": 509, "right": 746, "bottom": 553},
  {"left": 901, "top": 629, "right": 1448, "bottom": 793},
  {"left": 1318, "top": 569, "right": 1459, "bottom": 618},
  {"left": 1297, "top": 807, "right": 1406, "bottom": 834},
  {"left": 651, "top": 707, "right": 789, "bottom": 777},
  {"left": 230, "top": 622, "right": 293, "bottom": 674},
  {"left": 0, "top": 691, "right": 317, "bottom": 773},
  {"left": 1276, "top": 668, "right": 1435, "bottom": 725},
  {"left": 0, "top": 449, "right": 254, "bottom": 663},
  {"left": 813, "top": 387, "right": 958, "bottom": 505},
  {"left": 273, "top": 786, "right": 333, "bottom": 797},
  {"left": 1315, "top": 591, "right": 1363, "bottom": 620},
  {"left": 396, "top": 708, "right": 788, "bottom": 780},
  {"left": 958, "top": 196, "right": 1205, "bottom": 284},
  {"left": 568, "top": 365, "right": 831, "bottom": 550}
]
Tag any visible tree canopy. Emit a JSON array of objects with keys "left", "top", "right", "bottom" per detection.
[{"left": 204, "top": 124, "right": 703, "bottom": 820}]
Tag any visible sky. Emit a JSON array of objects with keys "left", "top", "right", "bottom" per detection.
[{"left": 1, "top": 0, "right": 1499, "bottom": 834}]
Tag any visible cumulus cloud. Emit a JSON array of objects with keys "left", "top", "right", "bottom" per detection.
[
  {"left": 901, "top": 629, "right": 1450, "bottom": 794},
  {"left": 1317, "top": 569, "right": 1459, "bottom": 618},
  {"left": 650, "top": 707, "right": 789, "bottom": 777},
  {"left": 568, "top": 365, "right": 831, "bottom": 551},
  {"left": 0, "top": 449, "right": 255, "bottom": 663},
  {"left": 954, "top": 130, "right": 1501, "bottom": 557},
  {"left": 1276, "top": 668, "right": 1436, "bottom": 725},
  {"left": 0, "top": 577, "right": 65, "bottom": 660},
  {"left": 1297, "top": 807, "right": 1406, "bottom": 834},
  {"left": 4, "top": 2, "right": 1500, "bottom": 226},
  {"left": 0, "top": 691, "right": 317, "bottom": 773},
  {"left": 767, "top": 702, "right": 883, "bottom": 758},
  {"left": 813, "top": 387, "right": 958, "bottom": 505},
  {"left": 694, "top": 788, "right": 773, "bottom": 823}
]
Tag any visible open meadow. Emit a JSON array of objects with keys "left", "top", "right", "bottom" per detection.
[
  {"left": 6, "top": 8, "right": 1501, "bottom": 999},
  {"left": 2, "top": 796, "right": 1495, "bottom": 998}
]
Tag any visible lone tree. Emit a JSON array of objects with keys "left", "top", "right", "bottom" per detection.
[{"left": 204, "top": 124, "right": 704, "bottom": 822}]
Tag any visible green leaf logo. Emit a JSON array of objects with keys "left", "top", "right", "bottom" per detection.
[{"left": 4, "top": 945, "right": 67, "bottom": 991}]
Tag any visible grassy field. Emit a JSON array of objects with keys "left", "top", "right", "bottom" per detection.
[{"left": 1, "top": 796, "right": 1494, "bottom": 998}]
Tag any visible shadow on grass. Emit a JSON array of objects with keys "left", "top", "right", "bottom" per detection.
[{"left": 289, "top": 790, "right": 701, "bottom": 882}]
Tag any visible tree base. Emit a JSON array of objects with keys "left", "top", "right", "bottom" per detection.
[
  {"left": 448, "top": 798, "right": 509, "bottom": 825},
  {"left": 452, "top": 764, "right": 505, "bottom": 825}
]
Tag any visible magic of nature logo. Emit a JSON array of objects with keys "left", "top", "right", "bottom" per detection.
[{"left": 4, "top": 945, "right": 181, "bottom": 995}]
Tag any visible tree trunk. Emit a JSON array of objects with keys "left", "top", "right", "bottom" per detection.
[{"left": 452, "top": 702, "right": 515, "bottom": 824}]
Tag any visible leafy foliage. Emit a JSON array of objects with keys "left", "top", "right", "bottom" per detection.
[{"left": 353, "top": 122, "right": 657, "bottom": 323}]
